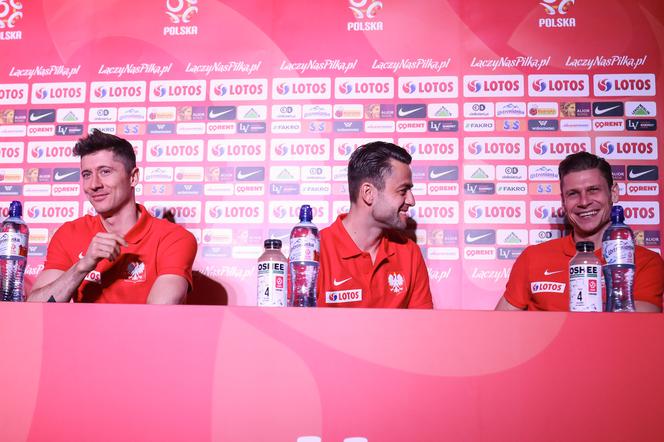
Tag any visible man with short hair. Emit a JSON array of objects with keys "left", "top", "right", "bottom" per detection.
[
  {"left": 317, "top": 141, "right": 433, "bottom": 308},
  {"left": 28, "top": 130, "right": 197, "bottom": 304},
  {"left": 496, "top": 151, "right": 663, "bottom": 311}
]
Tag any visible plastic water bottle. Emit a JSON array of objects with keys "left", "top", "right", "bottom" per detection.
[
  {"left": 0, "top": 201, "right": 29, "bottom": 302},
  {"left": 288, "top": 205, "right": 319, "bottom": 307},
  {"left": 569, "top": 241, "right": 602, "bottom": 312},
  {"left": 257, "top": 239, "right": 288, "bottom": 307},
  {"left": 602, "top": 205, "right": 635, "bottom": 312}
]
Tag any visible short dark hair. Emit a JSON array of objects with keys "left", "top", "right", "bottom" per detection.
[
  {"left": 559, "top": 151, "right": 613, "bottom": 191},
  {"left": 73, "top": 129, "right": 136, "bottom": 174},
  {"left": 348, "top": 141, "right": 412, "bottom": 202}
]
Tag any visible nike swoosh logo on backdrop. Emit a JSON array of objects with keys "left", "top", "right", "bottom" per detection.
[
  {"left": 429, "top": 170, "right": 455, "bottom": 179},
  {"left": 208, "top": 109, "right": 234, "bottom": 119},
  {"left": 397, "top": 107, "right": 424, "bottom": 117},
  {"left": 628, "top": 169, "right": 655, "bottom": 179},
  {"left": 54, "top": 171, "right": 79, "bottom": 181},
  {"left": 465, "top": 233, "right": 492, "bottom": 243},
  {"left": 594, "top": 105, "right": 620, "bottom": 115},
  {"left": 29, "top": 112, "right": 54, "bottom": 122},
  {"left": 237, "top": 170, "right": 261, "bottom": 180}
]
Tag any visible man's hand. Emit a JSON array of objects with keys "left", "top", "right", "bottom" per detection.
[{"left": 78, "top": 233, "right": 127, "bottom": 273}]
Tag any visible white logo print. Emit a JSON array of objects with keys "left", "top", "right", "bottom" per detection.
[
  {"left": 544, "top": 269, "right": 563, "bottom": 276},
  {"left": 208, "top": 109, "right": 234, "bottom": 119},
  {"left": 465, "top": 232, "right": 492, "bottom": 243},
  {"left": 333, "top": 277, "right": 352, "bottom": 286},
  {"left": 29, "top": 112, "right": 55, "bottom": 122},
  {"left": 628, "top": 168, "right": 655, "bottom": 179},
  {"left": 237, "top": 170, "right": 261, "bottom": 180},
  {"left": 54, "top": 171, "right": 79, "bottom": 181},
  {"left": 594, "top": 105, "right": 620, "bottom": 115},
  {"left": 397, "top": 107, "right": 424, "bottom": 117},
  {"left": 387, "top": 272, "right": 404, "bottom": 294},
  {"left": 429, "top": 169, "right": 455, "bottom": 179}
]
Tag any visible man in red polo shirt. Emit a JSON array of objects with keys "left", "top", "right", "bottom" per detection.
[
  {"left": 496, "top": 152, "right": 663, "bottom": 311},
  {"left": 28, "top": 130, "right": 197, "bottom": 304},
  {"left": 317, "top": 141, "right": 433, "bottom": 308}
]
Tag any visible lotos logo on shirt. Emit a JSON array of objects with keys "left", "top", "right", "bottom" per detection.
[
  {"left": 326, "top": 289, "right": 363, "bottom": 304},
  {"left": 531, "top": 281, "right": 565, "bottom": 294}
]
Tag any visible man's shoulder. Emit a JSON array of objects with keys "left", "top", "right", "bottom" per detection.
[
  {"left": 52, "top": 215, "right": 97, "bottom": 237},
  {"left": 150, "top": 216, "right": 196, "bottom": 241},
  {"left": 636, "top": 244, "right": 664, "bottom": 267}
]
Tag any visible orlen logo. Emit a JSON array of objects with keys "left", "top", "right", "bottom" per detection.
[
  {"left": 270, "top": 138, "right": 329, "bottom": 161},
  {"left": 397, "top": 76, "right": 457, "bottom": 98},
  {"left": 272, "top": 78, "right": 330, "bottom": 100},
  {"left": 400, "top": 138, "right": 458, "bottom": 161},
  {"left": 27, "top": 142, "right": 74, "bottom": 163},
  {"left": 596, "top": 137, "right": 657, "bottom": 160},
  {"left": 531, "top": 202, "right": 566, "bottom": 225},
  {"left": 621, "top": 202, "right": 659, "bottom": 225},
  {"left": 205, "top": 201, "right": 264, "bottom": 224},
  {"left": 31, "top": 82, "right": 86, "bottom": 104},
  {"left": 334, "top": 77, "right": 393, "bottom": 99},
  {"left": 528, "top": 75, "right": 589, "bottom": 97},
  {"left": 464, "top": 137, "right": 525, "bottom": 160},
  {"left": 464, "top": 201, "right": 526, "bottom": 224},
  {"left": 209, "top": 79, "right": 267, "bottom": 101},
  {"left": 149, "top": 80, "right": 206, "bottom": 101},
  {"left": 24, "top": 202, "right": 79, "bottom": 223},
  {"left": 146, "top": 139, "right": 203, "bottom": 162},
  {"left": 529, "top": 137, "right": 590, "bottom": 159},
  {"left": 463, "top": 75, "right": 524, "bottom": 97},
  {"left": 0, "top": 84, "right": 28, "bottom": 105},
  {"left": 0, "top": 142, "right": 24, "bottom": 163},
  {"left": 145, "top": 201, "right": 201, "bottom": 223},
  {"left": 90, "top": 81, "right": 146, "bottom": 103},
  {"left": 594, "top": 74, "right": 655, "bottom": 97},
  {"left": 208, "top": 139, "right": 266, "bottom": 162}
]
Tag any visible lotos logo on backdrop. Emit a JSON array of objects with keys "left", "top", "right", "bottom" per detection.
[
  {"left": 596, "top": 137, "right": 657, "bottom": 160},
  {"left": 90, "top": 81, "right": 146, "bottom": 103},
  {"left": 464, "top": 201, "right": 526, "bottom": 224},
  {"left": 27, "top": 142, "right": 74, "bottom": 163},
  {"left": 272, "top": 78, "right": 330, "bottom": 99},
  {"left": 531, "top": 202, "right": 566, "bottom": 224},
  {"left": 149, "top": 80, "right": 206, "bottom": 101},
  {"left": 165, "top": 0, "right": 198, "bottom": 23},
  {"left": 463, "top": 75, "right": 523, "bottom": 97},
  {"left": 31, "top": 82, "right": 86, "bottom": 104},
  {"left": 334, "top": 77, "right": 393, "bottom": 99},
  {"left": 594, "top": 74, "right": 655, "bottom": 97},
  {"left": 24, "top": 202, "right": 79, "bottom": 223},
  {"left": 204, "top": 201, "right": 264, "bottom": 224},
  {"left": 209, "top": 79, "right": 267, "bottom": 101},
  {"left": 146, "top": 201, "right": 201, "bottom": 223},
  {"left": 146, "top": 140, "right": 203, "bottom": 161}
]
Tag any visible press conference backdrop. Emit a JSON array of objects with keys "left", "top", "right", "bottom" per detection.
[{"left": 0, "top": 0, "right": 662, "bottom": 309}]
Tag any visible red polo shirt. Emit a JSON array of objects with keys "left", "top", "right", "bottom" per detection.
[
  {"left": 44, "top": 204, "right": 197, "bottom": 303},
  {"left": 316, "top": 214, "right": 433, "bottom": 308}
]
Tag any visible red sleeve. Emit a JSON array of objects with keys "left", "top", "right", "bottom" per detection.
[
  {"left": 503, "top": 248, "right": 532, "bottom": 309},
  {"left": 157, "top": 227, "right": 197, "bottom": 290},
  {"left": 407, "top": 244, "right": 433, "bottom": 309},
  {"left": 634, "top": 248, "right": 664, "bottom": 308},
  {"left": 43, "top": 224, "right": 75, "bottom": 272}
]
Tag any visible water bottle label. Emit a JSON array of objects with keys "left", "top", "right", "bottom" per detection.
[
  {"left": 290, "top": 235, "right": 320, "bottom": 262},
  {"left": 569, "top": 264, "right": 602, "bottom": 312},
  {"left": 257, "top": 260, "right": 287, "bottom": 307},
  {"left": 0, "top": 232, "right": 28, "bottom": 257},
  {"left": 602, "top": 239, "right": 634, "bottom": 265}
]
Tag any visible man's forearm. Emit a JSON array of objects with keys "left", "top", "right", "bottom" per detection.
[{"left": 28, "top": 262, "right": 91, "bottom": 302}]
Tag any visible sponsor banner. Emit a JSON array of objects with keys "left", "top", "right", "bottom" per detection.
[
  {"left": 53, "top": 167, "right": 80, "bottom": 182},
  {"left": 23, "top": 184, "right": 51, "bottom": 197},
  {"left": 52, "top": 183, "right": 80, "bottom": 197},
  {"left": 174, "top": 166, "right": 204, "bottom": 182},
  {"left": 237, "top": 105, "right": 266, "bottom": 120},
  {"left": 627, "top": 165, "right": 658, "bottom": 181},
  {"left": 24, "top": 201, "right": 79, "bottom": 223},
  {"left": 333, "top": 104, "right": 364, "bottom": 119},
  {"left": 592, "top": 101, "right": 624, "bottom": 117},
  {"left": 0, "top": 125, "right": 27, "bottom": 137},
  {"left": 528, "top": 165, "right": 559, "bottom": 181},
  {"left": 495, "top": 102, "right": 526, "bottom": 117},
  {"left": 90, "top": 81, "right": 146, "bottom": 103},
  {"left": 0, "top": 168, "right": 24, "bottom": 182},
  {"left": 464, "top": 182, "right": 495, "bottom": 195},
  {"left": 268, "top": 200, "right": 328, "bottom": 224},
  {"left": 335, "top": 77, "right": 393, "bottom": 99},
  {"left": 529, "top": 182, "right": 557, "bottom": 196},
  {"left": 26, "top": 124, "right": 55, "bottom": 137},
  {"left": 464, "top": 137, "right": 525, "bottom": 160},
  {"left": 527, "top": 102, "right": 558, "bottom": 117},
  {"left": 463, "top": 75, "right": 524, "bottom": 97},
  {"left": 427, "top": 182, "right": 459, "bottom": 195},
  {"left": 31, "top": 82, "right": 87, "bottom": 104},
  {"left": 300, "top": 182, "right": 332, "bottom": 195},
  {"left": 560, "top": 119, "right": 592, "bottom": 131},
  {"left": 0, "top": 83, "right": 29, "bottom": 105},
  {"left": 426, "top": 247, "right": 460, "bottom": 261},
  {"left": 118, "top": 107, "right": 147, "bottom": 122},
  {"left": 464, "top": 229, "right": 496, "bottom": 245},
  {"left": 398, "top": 76, "right": 458, "bottom": 98},
  {"left": 527, "top": 119, "right": 558, "bottom": 131},
  {"left": 496, "top": 182, "right": 527, "bottom": 195},
  {"left": 496, "top": 165, "right": 526, "bottom": 181},
  {"left": 29, "top": 228, "right": 50, "bottom": 244},
  {"left": 620, "top": 201, "right": 660, "bottom": 225},
  {"left": 234, "top": 183, "right": 265, "bottom": 196},
  {"left": 396, "top": 119, "right": 426, "bottom": 132},
  {"left": 595, "top": 137, "right": 657, "bottom": 160},
  {"left": 0, "top": 142, "right": 24, "bottom": 163},
  {"left": 463, "top": 102, "right": 494, "bottom": 118},
  {"left": 209, "top": 78, "right": 268, "bottom": 101},
  {"left": 593, "top": 119, "right": 624, "bottom": 131},
  {"left": 464, "top": 200, "right": 526, "bottom": 224},
  {"left": 365, "top": 120, "right": 395, "bottom": 132},
  {"left": 300, "top": 165, "right": 331, "bottom": 181},
  {"left": 428, "top": 103, "right": 459, "bottom": 118},
  {"left": 497, "top": 229, "right": 528, "bottom": 246},
  {"left": 206, "top": 122, "right": 236, "bottom": 134},
  {"left": 593, "top": 73, "right": 656, "bottom": 96},
  {"left": 529, "top": 136, "right": 591, "bottom": 160},
  {"left": 207, "top": 139, "right": 266, "bottom": 162},
  {"left": 529, "top": 201, "right": 566, "bottom": 224},
  {"left": 270, "top": 138, "right": 330, "bottom": 161},
  {"left": 177, "top": 122, "right": 206, "bottom": 135},
  {"left": 269, "top": 165, "right": 300, "bottom": 182},
  {"left": 28, "top": 109, "right": 56, "bottom": 123},
  {"left": 626, "top": 118, "right": 656, "bottom": 131},
  {"left": 146, "top": 139, "right": 204, "bottom": 162},
  {"left": 27, "top": 141, "right": 75, "bottom": 163},
  {"left": 149, "top": 79, "right": 206, "bottom": 102},
  {"left": 625, "top": 101, "right": 656, "bottom": 117},
  {"left": 148, "top": 106, "right": 177, "bottom": 121},
  {"left": 408, "top": 201, "right": 459, "bottom": 224},
  {"left": 527, "top": 74, "right": 589, "bottom": 97},
  {"left": 463, "top": 164, "right": 495, "bottom": 181},
  {"left": 204, "top": 183, "right": 234, "bottom": 196},
  {"left": 400, "top": 137, "right": 458, "bottom": 161},
  {"left": 530, "top": 229, "right": 563, "bottom": 245},
  {"left": 56, "top": 108, "right": 85, "bottom": 123},
  {"left": 626, "top": 183, "right": 658, "bottom": 196},
  {"left": 302, "top": 104, "right": 333, "bottom": 119},
  {"left": 272, "top": 104, "right": 301, "bottom": 120},
  {"left": 202, "top": 228, "right": 233, "bottom": 245},
  {"left": 144, "top": 200, "right": 201, "bottom": 223},
  {"left": 464, "top": 119, "right": 494, "bottom": 132},
  {"left": 273, "top": 77, "right": 331, "bottom": 100}
]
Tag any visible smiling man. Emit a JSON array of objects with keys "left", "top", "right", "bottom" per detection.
[
  {"left": 28, "top": 130, "right": 197, "bottom": 304},
  {"left": 317, "top": 141, "right": 433, "bottom": 308},
  {"left": 496, "top": 151, "right": 663, "bottom": 312}
]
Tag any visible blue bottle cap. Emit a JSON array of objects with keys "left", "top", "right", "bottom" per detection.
[
  {"left": 299, "top": 204, "right": 313, "bottom": 222},
  {"left": 8, "top": 200, "right": 22, "bottom": 218},
  {"left": 611, "top": 205, "right": 624, "bottom": 223}
]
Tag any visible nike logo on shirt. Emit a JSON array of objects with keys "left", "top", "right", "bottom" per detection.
[
  {"left": 333, "top": 277, "right": 352, "bottom": 286},
  {"left": 544, "top": 269, "right": 563, "bottom": 276}
]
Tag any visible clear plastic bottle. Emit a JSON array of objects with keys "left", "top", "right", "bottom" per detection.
[
  {"left": 257, "top": 239, "right": 288, "bottom": 307},
  {"left": 0, "top": 201, "right": 29, "bottom": 302},
  {"left": 569, "top": 241, "right": 602, "bottom": 312},
  {"left": 602, "top": 205, "right": 636, "bottom": 312},
  {"left": 288, "top": 205, "right": 319, "bottom": 307}
]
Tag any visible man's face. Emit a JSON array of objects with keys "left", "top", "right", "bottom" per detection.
[
  {"left": 81, "top": 150, "right": 137, "bottom": 216},
  {"left": 561, "top": 168, "right": 618, "bottom": 240},
  {"left": 371, "top": 159, "right": 415, "bottom": 230}
]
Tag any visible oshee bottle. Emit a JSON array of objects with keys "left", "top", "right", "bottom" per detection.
[
  {"left": 288, "top": 205, "right": 319, "bottom": 307},
  {"left": 569, "top": 241, "right": 602, "bottom": 312},
  {"left": 602, "top": 205, "right": 636, "bottom": 312},
  {"left": 257, "top": 239, "right": 288, "bottom": 307},
  {"left": 0, "top": 201, "right": 29, "bottom": 302}
]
